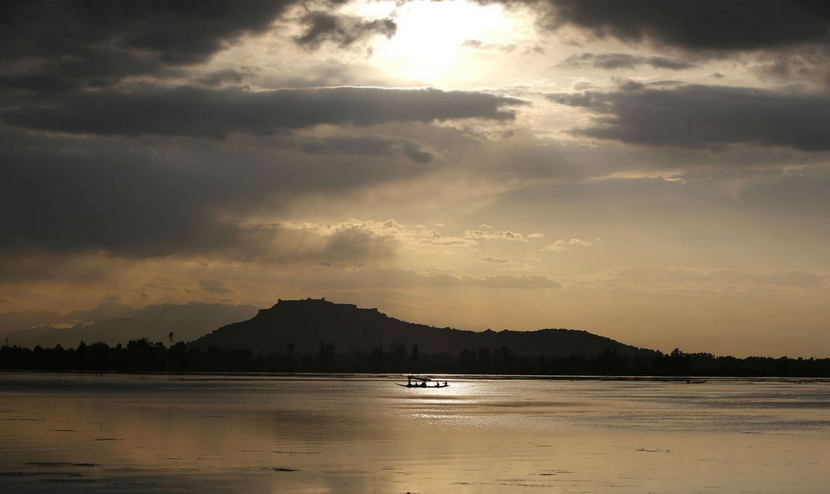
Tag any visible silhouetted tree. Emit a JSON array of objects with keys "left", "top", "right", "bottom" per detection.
[
  {"left": 2, "top": 339, "right": 830, "bottom": 377},
  {"left": 317, "top": 341, "right": 334, "bottom": 371},
  {"left": 411, "top": 344, "right": 420, "bottom": 370},
  {"left": 390, "top": 343, "right": 407, "bottom": 372}
]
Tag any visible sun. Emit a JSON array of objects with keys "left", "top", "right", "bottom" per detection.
[{"left": 354, "top": 0, "right": 521, "bottom": 86}]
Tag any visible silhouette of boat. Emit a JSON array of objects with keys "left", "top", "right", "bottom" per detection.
[{"left": 397, "top": 375, "right": 449, "bottom": 388}]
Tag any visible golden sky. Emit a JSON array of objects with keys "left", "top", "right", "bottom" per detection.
[{"left": 2, "top": 0, "right": 830, "bottom": 357}]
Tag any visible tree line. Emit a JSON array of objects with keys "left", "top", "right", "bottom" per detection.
[{"left": 1, "top": 340, "right": 829, "bottom": 377}]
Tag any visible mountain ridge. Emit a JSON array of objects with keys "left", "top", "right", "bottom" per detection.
[
  {"left": 193, "top": 298, "right": 657, "bottom": 359},
  {"left": 0, "top": 301, "right": 135, "bottom": 339},
  {"left": 6, "top": 302, "right": 259, "bottom": 348}
]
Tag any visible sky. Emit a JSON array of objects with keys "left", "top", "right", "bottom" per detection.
[{"left": 2, "top": 0, "right": 830, "bottom": 357}]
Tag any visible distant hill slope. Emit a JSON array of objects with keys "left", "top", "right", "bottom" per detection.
[
  {"left": 7, "top": 303, "right": 259, "bottom": 348},
  {"left": 0, "top": 301, "right": 135, "bottom": 339},
  {"left": 193, "top": 298, "right": 656, "bottom": 359},
  {"left": 65, "top": 301, "right": 134, "bottom": 324},
  {"left": 0, "top": 311, "right": 65, "bottom": 338}
]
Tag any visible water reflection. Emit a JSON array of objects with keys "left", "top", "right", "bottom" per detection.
[{"left": 1, "top": 373, "right": 829, "bottom": 492}]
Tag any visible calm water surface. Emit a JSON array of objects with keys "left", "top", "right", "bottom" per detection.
[{"left": 1, "top": 373, "right": 829, "bottom": 493}]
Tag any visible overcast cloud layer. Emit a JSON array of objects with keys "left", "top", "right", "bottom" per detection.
[
  {"left": 549, "top": 83, "right": 830, "bottom": 150},
  {"left": 2, "top": 0, "right": 830, "bottom": 357},
  {"left": 3, "top": 87, "right": 523, "bottom": 138},
  {"left": 536, "top": 0, "right": 830, "bottom": 51}
]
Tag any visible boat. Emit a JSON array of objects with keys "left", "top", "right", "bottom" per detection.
[{"left": 397, "top": 375, "right": 449, "bottom": 388}]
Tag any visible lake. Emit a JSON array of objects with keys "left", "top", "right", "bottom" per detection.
[{"left": 1, "top": 373, "right": 829, "bottom": 493}]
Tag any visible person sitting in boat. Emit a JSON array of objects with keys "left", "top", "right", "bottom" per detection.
[
  {"left": 435, "top": 381, "right": 440, "bottom": 387},
  {"left": 420, "top": 381, "right": 426, "bottom": 387}
]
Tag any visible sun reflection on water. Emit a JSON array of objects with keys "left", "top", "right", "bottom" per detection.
[{"left": 1, "top": 374, "right": 829, "bottom": 493}]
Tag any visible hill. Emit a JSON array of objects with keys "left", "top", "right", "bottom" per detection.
[
  {"left": 0, "top": 310, "right": 65, "bottom": 338},
  {"left": 193, "top": 298, "right": 656, "bottom": 359},
  {"left": 65, "top": 300, "right": 134, "bottom": 324},
  {"left": 0, "top": 301, "right": 135, "bottom": 340},
  {"left": 6, "top": 302, "right": 259, "bottom": 348}
]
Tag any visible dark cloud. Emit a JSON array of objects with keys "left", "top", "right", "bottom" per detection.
[
  {"left": 295, "top": 11, "right": 397, "bottom": 49},
  {"left": 318, "top": 226, "right": 396, "bottom": 264},
  {"left": 646, "top": 57, "right": 697, "bottom": 70},
  {"left": 297, "top": 135, "right": 434, "bottom": 163},
  {"left": 751, "top": 46, "right": 830, "bottom": 89},
  {"left": 0, "top": 252, "right": 117, "bottom": 284},
  {"left": 0, "top": 127, "right": 423, "bottom": 261},
  {"left": 560, "top": 53, "right": 696, "bottom": 70},
  {"left": 196, "top": 69, "right": 253, "bottom": 88},
  {"left": 1, "top": 141, "right": 248, "bottom": 258},
  {"left": 537, "top": 0, "right": 830, "bottom": 52},
  {"left": 3, "top": 86, "right": 524, "bottom": 138},
  {"left": 0, "top": 1, "right": 294, "bottom": 93},
  {"left": 548, "top": 83, "right": 830, "bottom": 151}
]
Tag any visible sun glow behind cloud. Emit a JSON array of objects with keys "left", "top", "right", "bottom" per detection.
[{"left": 354, "top": 0, "right": 520, "bottom": 85}]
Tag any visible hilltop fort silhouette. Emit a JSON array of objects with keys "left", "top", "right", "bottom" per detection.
[{"left": 192, "top": 298, "right": 654, "bottom": 359}]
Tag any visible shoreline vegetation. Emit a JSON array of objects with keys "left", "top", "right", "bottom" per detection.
[{"left": 2, "top": 340, "right": 829, "bottom": 378}]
